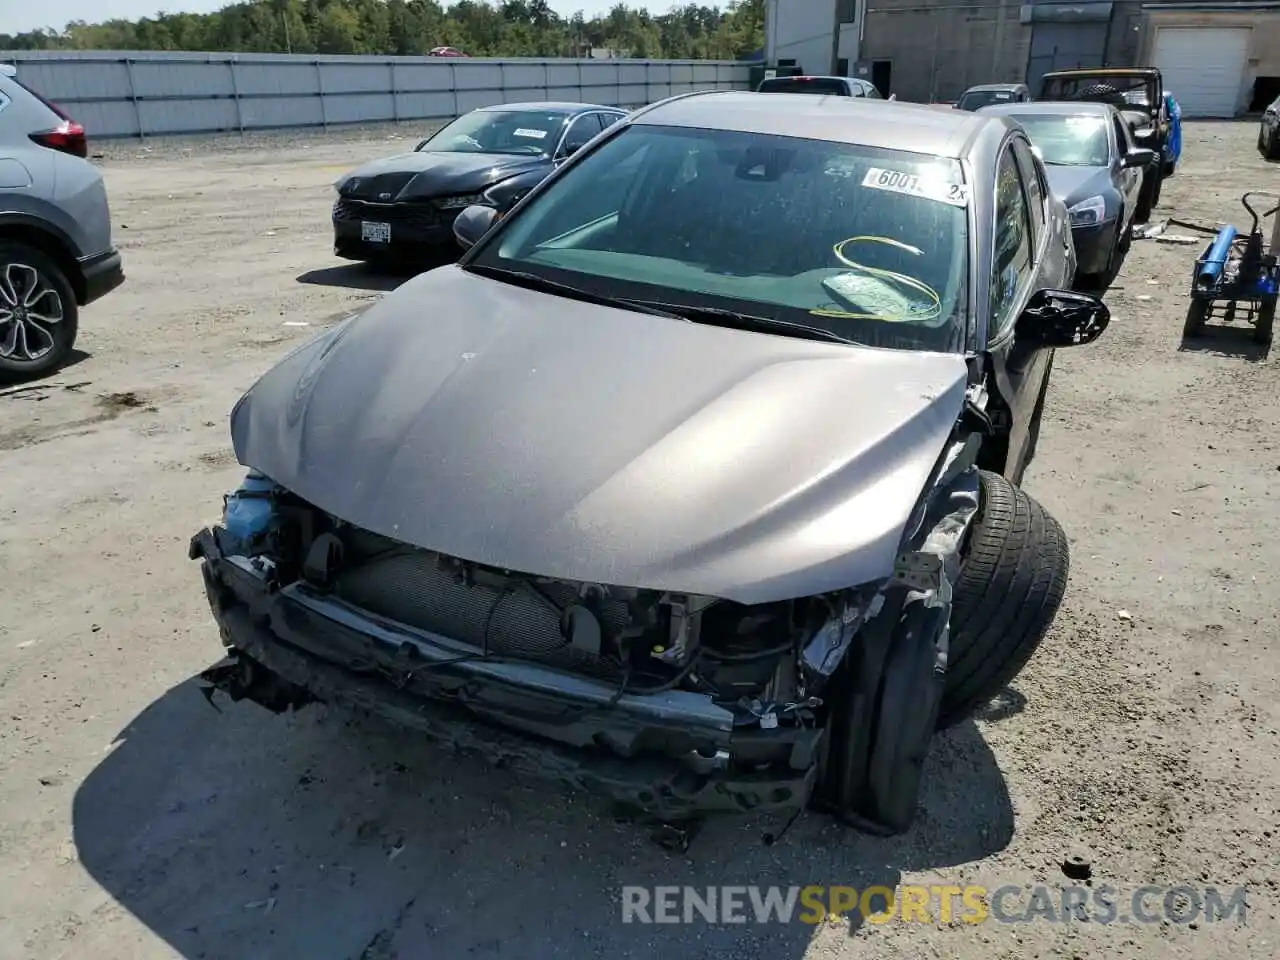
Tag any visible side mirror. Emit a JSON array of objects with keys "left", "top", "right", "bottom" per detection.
[
  {"left": 1122, "top": 147, "right": 1157, "bottom": 168},
  {"left": 1015, "top": 288, "right": 1111, "bottom": 347},
  {"left": 453, "top": 204, "right": 498, "bottom": 251}
]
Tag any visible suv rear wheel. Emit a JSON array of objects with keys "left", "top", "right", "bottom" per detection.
[{"left": 0, "top": 242, "right": 79, "bottom": 381}]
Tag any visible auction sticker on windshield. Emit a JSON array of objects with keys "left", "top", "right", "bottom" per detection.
[
  {"left": 514, "top": 128, "right": 548, "bottom": 139},
  {"left": 861, "top": 167, "right": 969, "bottom": 207}
]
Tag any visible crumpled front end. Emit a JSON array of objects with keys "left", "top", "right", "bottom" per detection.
[{"left": 191, "top": 433, "right": 981, "bottom": 827}]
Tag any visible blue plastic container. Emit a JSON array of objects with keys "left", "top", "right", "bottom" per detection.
[{"left": 222, "top": 472, "right": 278, "bottom": 554}]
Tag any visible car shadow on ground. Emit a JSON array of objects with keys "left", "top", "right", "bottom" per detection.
[
  {"left": 297, "top": 252, "right": 460, "bottom": 293},
  {"left": 295, "top": 263, "right": 411, "bottom": 293},
  {"left": 3, "top": 349, "right": 94, "bottom": 392},
  {"left": 72, "top": 677, "right": 1015, "bottom": 960},
  {"left": 1178, "top": 325, "right": 1271, "bottom": 362}
]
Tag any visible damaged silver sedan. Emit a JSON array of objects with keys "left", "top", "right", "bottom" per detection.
[{"left": 192, "top": 91, "right": 1111, "bottom": 835}]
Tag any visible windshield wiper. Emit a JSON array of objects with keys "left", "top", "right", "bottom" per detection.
[
  {"left": 462, "top": 264, "right": 684, "bottom": 319},
  {"left": 633, "top": 302, "right": 856, "bottom": 345}
]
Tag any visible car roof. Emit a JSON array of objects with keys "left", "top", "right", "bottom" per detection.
[
  {"left": 978, "top": 101, "right": 1115, "bottom": 117},
  {"left": 763, "top": 75, "right": 850, "bottom": 82},
  {"left": 633, "top": 90, "right": 1002, "bottom": 159},
  {"left": 475, "top": 101, "right": 622, "bottom": 115},
  {"left": 1042, "top": 68, "right": 1158, "bottom": 79},
  {"left": 963, "top": 83, "right": 1025, "bottom": 92}
]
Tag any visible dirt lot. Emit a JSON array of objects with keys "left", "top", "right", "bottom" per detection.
[{"left": 0, "top": 119, "right": 1277, "bottom": 960}]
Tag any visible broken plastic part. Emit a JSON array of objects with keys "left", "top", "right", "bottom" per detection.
[
  {"left": 562, "top": 604, "right": 603, "bottom": 656},
  {"left": 303, "top": 532, "right": 345, "bottom": 588}
]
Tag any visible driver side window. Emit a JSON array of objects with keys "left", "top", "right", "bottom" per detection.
[
  {"left": 990, "top": 146, "right": 1034, "bottom": 340},
  {"left": 560, "top": 114, "right": 603, "bottom": 157},
  {"left": 1112, "top": 113, "right": 1133, "bottom": 155}
]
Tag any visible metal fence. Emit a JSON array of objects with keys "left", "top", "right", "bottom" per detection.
[{"left": 2, "top": 50, "right": 755, "bottom": 139}]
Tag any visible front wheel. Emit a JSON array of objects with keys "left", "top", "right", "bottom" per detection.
[
  {"left": 938, "top": 470, "right": 1070, "bottom": 728},
  {"left": 0, "top": 243, "right": 80, "bottom": 383}
]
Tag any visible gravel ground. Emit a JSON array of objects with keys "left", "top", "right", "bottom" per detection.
[{"left": 0, "top": 120, "right": 1277, "bottom": 960}]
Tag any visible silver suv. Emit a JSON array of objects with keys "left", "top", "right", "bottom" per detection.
[{"left": 0, "top": 65, "right": 123, "bottom": 380}]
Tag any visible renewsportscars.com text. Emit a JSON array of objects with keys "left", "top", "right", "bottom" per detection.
[{"left": 620, "top": 884, "right": 1249, "bottom": 926}]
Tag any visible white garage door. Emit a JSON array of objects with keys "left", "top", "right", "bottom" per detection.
[{"left": 1153, "top": 26, "right": 1251, "bottom": 118}]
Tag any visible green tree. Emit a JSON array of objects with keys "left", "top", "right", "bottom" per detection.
[{"left": 0, "top": 0, "right": 766, "bottom": 61}]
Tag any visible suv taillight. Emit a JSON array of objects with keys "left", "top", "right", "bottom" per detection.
[{"left": 30, "top": 120, "right": 88, "bottom": 158}]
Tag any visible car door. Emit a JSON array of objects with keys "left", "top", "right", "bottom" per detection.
[
  {"left": 0, "top": 86, "right": 21, "bottom": 187},
  {"left": 1110, "top": 111, "right": 1142, "bottom": 221},
  {"left": 0, "top": 78, "right": 54, "bottom": 225},
  {"left": 986, "top": 136, "right": 1054, "bottom": 482}
]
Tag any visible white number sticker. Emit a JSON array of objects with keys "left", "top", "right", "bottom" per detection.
[
  {"left": 513, "top": 128, "right": 548, "bottom": 139},
  {"left": 861, "top": 167, "right": 970, "bottom": 207}
]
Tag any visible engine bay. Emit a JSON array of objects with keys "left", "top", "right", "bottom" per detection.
[{"left": 220, "top": 484, "right": 879, "bottom": 738}]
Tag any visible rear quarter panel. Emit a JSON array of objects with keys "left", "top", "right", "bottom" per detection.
[
  {"left": 0, "top": 74, "right": 112, "bottom": 259},
  {"left": 52, "top": 154, "right": 113, "bottom": 258}
]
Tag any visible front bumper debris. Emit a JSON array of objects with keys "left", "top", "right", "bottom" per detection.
[{"left": 190, "top": 527, "right": 820, "bottom": 819}]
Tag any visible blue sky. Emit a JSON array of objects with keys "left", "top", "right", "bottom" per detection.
[{"left": 3, "top": 1, "right": 664, "bottom": 35}]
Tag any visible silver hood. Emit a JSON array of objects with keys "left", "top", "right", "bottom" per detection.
[{"left": 231, "top": 266, "right": 969, "bottom": 604}]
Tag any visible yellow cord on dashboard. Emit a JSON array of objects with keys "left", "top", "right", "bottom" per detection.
[{"left": 810, "top": 235, "right": 943, "bottom": 323}]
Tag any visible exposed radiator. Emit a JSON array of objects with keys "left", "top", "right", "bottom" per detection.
[{"left": 334, "top": 543, "right": 633, "bottom": 677}]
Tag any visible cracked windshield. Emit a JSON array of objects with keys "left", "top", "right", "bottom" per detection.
[{"left": 478, "top": 125, "right": 971, "bottom": 352}]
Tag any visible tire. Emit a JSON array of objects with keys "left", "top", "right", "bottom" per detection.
[
  {"left": 1183, "top": 299, "right": 1209, "bottom": 339},
  {"left": 937, "top": 470, "right": 1070, "bottom": 728},
  {"left": 1150, "top": 171, "right": 1163, "bottom": 209},
  {"left": 0, "top": 243, "right": 79, "bottom": 382},
  {"left": 1075, "top": 82, "right": 1124, "bottom": 106},
  {"left": 1266, "top": 128, "right": 1280, "bottom": 162},
  {"left": 1255, "top": 301, "right": 1275, "bottom": 346}
]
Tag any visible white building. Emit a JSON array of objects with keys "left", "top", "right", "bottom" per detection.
[{"left": 763, "top": 0, "right": 860, "bottom": 77}]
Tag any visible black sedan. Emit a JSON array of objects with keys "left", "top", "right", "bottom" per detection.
[
  {"left": 980, "top": 101, "right": 1154, "bottom": 288},
  {"left": 332, "top": 101, "right": 628, "bottom": 263}
]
